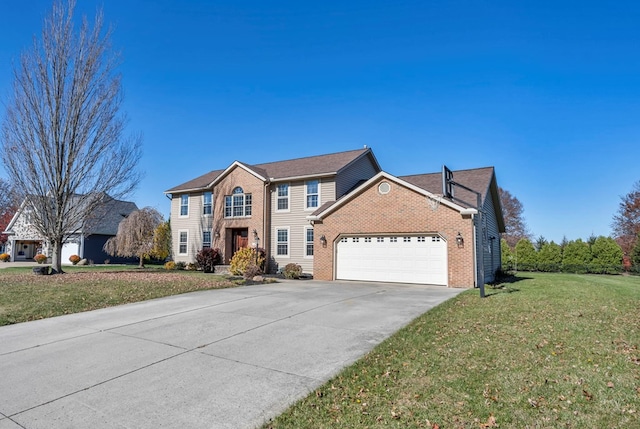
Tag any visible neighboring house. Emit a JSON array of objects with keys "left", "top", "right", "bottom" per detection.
[
  {"left": 2, "top": 194, "right": 138, "bottom": 264},
  {"left": 166, "top": 147, "right": 505, "bottom": 288},
  {"left": 165, "top": 148, "right": 381, "bottom": 273}
]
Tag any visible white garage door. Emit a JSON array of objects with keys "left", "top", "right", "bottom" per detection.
[
  {"left": 336, "top": 235, "right": 448, "bottom": 285},
  {"left": 61, "top": 242, "right": 80, "bottom": 265}
]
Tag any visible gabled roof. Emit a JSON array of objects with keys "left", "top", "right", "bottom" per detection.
[
  {"left": 3, "top": 194, "right": 138, "bottom": 236},
  {"left": 310, "top": 166, "right": 505, "bottom": 233},
  {"left": 165, "top": 148, "right": 379, "bottom": 193},
  {"left": 309, "top": 171, "right": 474, "bottom": 221}
]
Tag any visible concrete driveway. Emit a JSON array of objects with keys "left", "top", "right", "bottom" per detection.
[{"left": 0, "top": 279, "right": 463, "bottom": 429}]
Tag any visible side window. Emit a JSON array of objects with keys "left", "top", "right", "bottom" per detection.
[
  {"left": 277, "top": 228, "right": 289, "bottom": 256},
  {"left": 179, "top": 231, "right": 188, "bottom": 254},
  {"left": 305, "top": 180, "right": 319, "bottom": 209},
  {"left": 203, "top": 192, "right": 212, "bottom": 216},
  {"left": 305, "top": 227, "right": 314, "bottom": 257},
  {"left": 277, "top": 184, "right": 289, "bottom": 211},
  {"left": 180, "top": 195, "right": 189, "bottom": 217},
  {"left": 202, "top": 230, "right": 211, "bottom": 249}
]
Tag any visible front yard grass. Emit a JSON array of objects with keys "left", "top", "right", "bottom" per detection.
[
  {"left": 264, "top": 272, "right": 640, "bottom": 429},
  {"left": 0, "top": 266, "right": 239, "bottom": 326}
]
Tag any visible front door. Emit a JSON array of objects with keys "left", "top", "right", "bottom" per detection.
[{"left": 231, "top": 229, "right": 249, "bottom": 256}]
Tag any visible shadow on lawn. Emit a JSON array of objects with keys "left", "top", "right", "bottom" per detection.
[{"left": 484, "top": 274, "right": 530, "bottom": 297}]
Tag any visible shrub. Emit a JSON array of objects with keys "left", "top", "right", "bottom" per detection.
[
  {"left": 196, "top": 248, "right": 222, "bottom": 273},
  {"left": 0, "top": 253, "right": 10, "bottom": 262},
  {"left": 164, "top": 261, "right": 176, "bottom": 270},
  {"left": 243, "top": 263, "right": 262, "bottom": 280},
  {"left": 175, "top": 261, "right": 186, "bottom": 270},
  {"left": 283, "top": 263, "right": 303, "bottom": 279},
  {"left": 33, "top": 254, "right": 47, "bottom": 264},
  {"left": 69, "top": 254, "right": 81, "bottom": 265},
  {"left": 186, "top": 262, "right": 197, "bottom": 271},
  {"left": 230, "top": 247, "right": 265, "bottom": 276}
]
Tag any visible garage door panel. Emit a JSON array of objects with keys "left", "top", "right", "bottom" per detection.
[{"left": 336, "top": 235, "right": 447, "bottom": 286}]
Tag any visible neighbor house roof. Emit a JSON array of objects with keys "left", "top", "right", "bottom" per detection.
[{"left": 165, "top": 148, "right": 379, "bottom": 193}]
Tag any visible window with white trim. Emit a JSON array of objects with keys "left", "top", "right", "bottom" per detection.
[
  {"left": 203, "top": 192, "right": 212, "bottom": 216},
  {"left": 390, "top": 237, "right": 397, "bottom": 243},
  {"left": 179, "top": 231, "right": 188, "bottom": 254},
  {"left": 365, "top": 237, "right": 372, "bottom": 243},
  {"left": 179, "top": 195, "right": 189, "bottom": 217},
  {"left": 304, "top": 227, "right": 314, "bottom": 257},
  {"left": 305, "top": 180, "right": 319, "bottom": 209},
  {"left": 277, "top": 184, "right": 289, "bottom": 211},
  {"left": 377, "top": 237, "right": 384, "bottom": 242},
  {"left": 277, "top": 228, "right": 289, "bottom": 256},
  {"left": 203, "top": 230, "right": 211, "bottom": 249},
  {"left": 224, "top": 187, "right": 252, "bottom": 218}
]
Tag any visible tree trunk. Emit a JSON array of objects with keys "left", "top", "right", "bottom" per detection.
[
  {"left": 50, "top": 238, "right": 64, "bottom": 274},
  {"left": 138, "top": 255, "right": 145, "bottom": 269}
]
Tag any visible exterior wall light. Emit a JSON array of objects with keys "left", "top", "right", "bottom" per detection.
[
  {"left": 320, "top": 234, "right": 327, "bottom": 247},
  {"left": 456, "top": 232, "right": 464, "bottom": 248}
]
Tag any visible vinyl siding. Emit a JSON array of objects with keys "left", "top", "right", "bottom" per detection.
[
  {"left": 475, "top": 191, "right": 501, "bottom": 284},
  {"left": 335, "top": 153, "right": 380, "bottom": 198},
  {"left": 270, "top": 178, "right": 336, "bottom": 274},
  {"left": 171, "top": 192, "right": 207, "bottom": 263}
]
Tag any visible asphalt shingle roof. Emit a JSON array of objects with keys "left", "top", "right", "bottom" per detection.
[{"left": 165, "top": 148, "right": 373, "bottom": 193}]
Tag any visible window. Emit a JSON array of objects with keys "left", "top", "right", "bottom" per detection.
[
  {"left": 417, "top": 236, "right": 426, "bottom": 242},
  {"left": 225, "top": 187, "right": 252, "bottom": 218},
  {"left": 277, "top": 228, "right": 289, "bottom": 256},
  {"left": 305, "top": 180, "right": 319, "bottom": 209},
  {"left": 404, "top": 237, "right": 411, "bottom": 242},
  {"left": 180, "top": 195, "right": 189, "bottom": 217},
  {"left": 203, "top": 192, "right": 212, "bottom": 216},
  {"left": 203, "top": 230, "right": 211, "bottom": 249},
  {"left": 365, "top": 237, "right": 372, "bottom": 243},
  {"left": 277, "top": 184, "right": 289, "bottom": 211},
  {"left": 305, "top": 227, "right": 314, "bottom": 257},
  {"left": 179, "top": 231, "right": 188, "bottom": 254},
  {"left": 377, "top": 237, "right": 384, "bottom": 242},
  {"left": 352, "top": 237, "right": 359, "bottom": 243},
  {"left": 390, "top": 237, "right": 398, "bottom": 243}
]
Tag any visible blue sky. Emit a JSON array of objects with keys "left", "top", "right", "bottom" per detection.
[{"left": 2, "top": 1, "right": 639, "bottom": 243}]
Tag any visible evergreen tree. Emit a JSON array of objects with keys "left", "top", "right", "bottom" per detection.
[
  {"left": 501, "top": 238, "right": 514, "bottom": 270},
  {"left": 562, "top": 239, "right": 592, "bottom": 273},
  {"left": 590, "top": 236, "right": 623, "bottom": 274},
  {"left": 515, "top": 238, "right": 537, "bottom": 271},
  {"left": 537, "top": 241, "right": 562, "bottom": 272},
  {"left": 534, "top": 235, "right": 548, "bottom": 251}
]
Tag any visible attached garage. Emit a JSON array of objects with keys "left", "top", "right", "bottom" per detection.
[
  {"left": 335, "top": 234, "right": 448, "bottom": 285},
  {"left": 61, "top": 241, "right": 80, "bottom": 265}
]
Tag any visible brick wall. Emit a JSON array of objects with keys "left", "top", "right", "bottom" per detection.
[{"left": 313, "top": 178, "right": 476, "bottom": 287}]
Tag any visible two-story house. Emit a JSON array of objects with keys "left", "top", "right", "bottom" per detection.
[
  {"left": 166, "top": 147, "right": 505, "bottom": 288},
  {"left": 164, "top": 148, "right": 381, "bottom": 273}
]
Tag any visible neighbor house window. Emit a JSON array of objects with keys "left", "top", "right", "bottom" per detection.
[
  {"left": 203, "top": 192, "right": 212, "bottom": 215},
  {"left": 224, "top": 187, "right": 252, "bottom": 218},
  {"left": 179, "top": 231, "right": 188, "bottom": 254},
  {"left": 305, "top": 227, "right": 314, "bottom": 257},
  {"left": 277, "top": 228, "right": 289, "bottom": 256},
  {"left": 203, "top": 230, "right": 211, "bottom": 249},
  {"left": 277, "top": 184, "right": 289, "bottom": 211},
  {"left": 305, "top": 180, "right": 319, "bottom": 209},
  {"left": 180, "top": 195, "right": 189, "bottom": 217}
]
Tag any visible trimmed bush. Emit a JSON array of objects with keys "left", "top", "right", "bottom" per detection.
[
  {"left": 283, "top": 263, "right": 303, "bottom": 279},
  {"left": 230, "top": 247, "right": 265, "bottom": 276},
  {"left": 69, "top": 254, "right": 81, "bottom": 265},
  {"left": 0, "top": 253, "right": 10, "bottom": 262},
  {"left": 175, "top": 261, "right": 186, "bottom": 270},
  {"left": 196, "top": 248, "right": 222, "bottom": 273},
  {"left": 164, "top": 261, "right": 176, "bottom": 270}
]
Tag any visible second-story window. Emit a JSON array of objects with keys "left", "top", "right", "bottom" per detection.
[
  {"left": 305, "top": 180, "right": 319, "bottom": 209},
  {"left": 277, "top": 184, "right": 289, "bottom": 211},
  {"left": 180, "top": 195, "right": 189, "bottom": 216},
  {"left": 224, "top": 187, "right": 252, "bottom": 218},
  {"left": 203, "top": 192, "right": 212, "bottom": 215}
]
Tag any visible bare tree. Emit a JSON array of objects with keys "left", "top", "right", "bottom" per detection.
[
  {"left": 104, "top": 207, "right": 163, "bottom": 268},
  {"left": 612, "top": 180, "right": 640, "bottom": 255},
  {"left": 0, "top": 1, "right": 142, "bottom": 273},
  {"left": 499, "top": 187, "right": 531, "bottom": 249}
]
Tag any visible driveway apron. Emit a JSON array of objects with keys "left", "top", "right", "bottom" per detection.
[{"left": 0, "top": 280, "right": 463, "bottom": 429}]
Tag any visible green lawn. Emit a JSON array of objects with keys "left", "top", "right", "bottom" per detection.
[
  {"left": 0, "top": 266, "right": 239, "bottom": 326},
  {"left": 264, "top": 273, "right": 640, "bottom": 429}
]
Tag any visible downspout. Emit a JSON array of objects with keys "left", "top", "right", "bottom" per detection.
[
  {"left": 263, "top": 182, "right": 270, "bottom": 273},
  {"left": 471, "top": 214, "right": 478, "bottom": 289}
]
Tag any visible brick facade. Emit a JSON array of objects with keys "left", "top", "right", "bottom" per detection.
[{"left": 313, "top": 178, "right": 476, "bottom": 287}]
